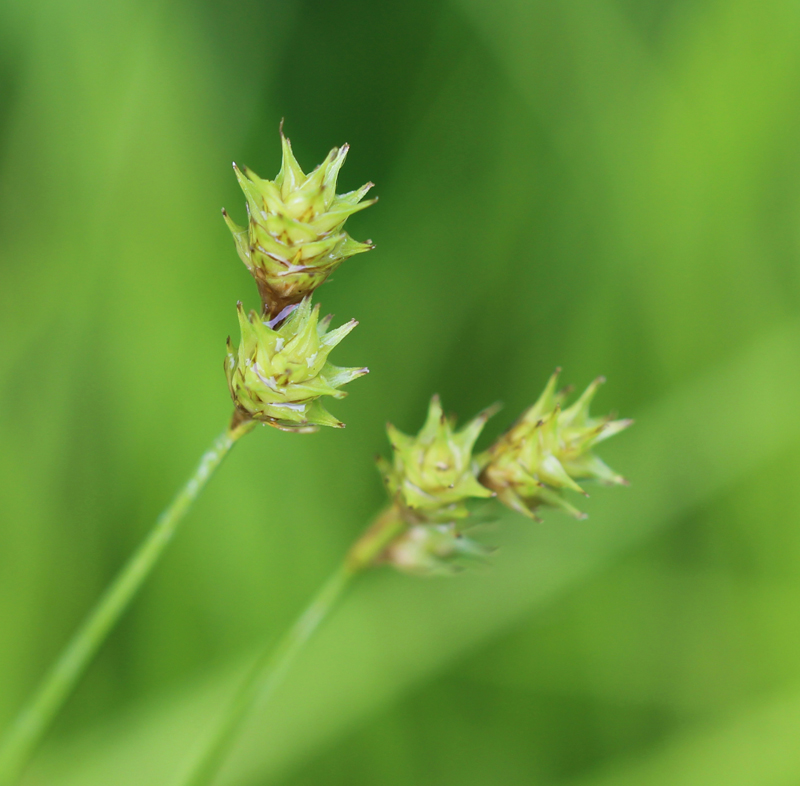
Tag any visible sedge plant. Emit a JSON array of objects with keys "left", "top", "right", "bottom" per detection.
[
  {"left": 0, "top": 127, "right": 375, "bottom": 786},
  {"left": 0, "top": 127, "right": 632, "bottom": 786}
]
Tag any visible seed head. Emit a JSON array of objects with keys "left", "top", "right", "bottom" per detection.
[
  {"left": 225, "top": 297, "right": 368, "bottom": 432},
  {"left": 377, "top": 396, "right": 499, "bottom": 522},
  {"left": 479, "top": 370, "right": 633, "bottom": 519},
  {"left": 223, "top": 127, "right": 376, "bottom": 318}
]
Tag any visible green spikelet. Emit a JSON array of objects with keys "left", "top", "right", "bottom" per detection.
[
  {"left": 377, "top": 396, "right": 499, "bottom": 522},
  {"left": 223, "top": 127, "right": 376, "bottom": 318},
  {"left": 479, "top": 370, "right": 632, "bottom": 520},
  {"left": 225, "top": 298, "right": 368, "bottom": 432},
  {"left": 383, "top": 522, "right": 492, "bottom": 576}
]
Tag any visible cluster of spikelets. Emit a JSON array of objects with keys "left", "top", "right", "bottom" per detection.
[
  {"left": 377, "top": 370, "right": 632, "bottom": 575},
  {"left": 223, "top": 128, "right": 374, "bottom": 432},
  {"left": 222, "top": 129, "right": 632, "bottom": 570}
]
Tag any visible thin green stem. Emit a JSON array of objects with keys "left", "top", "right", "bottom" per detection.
[
  {"left": 181, "top": 506, "right": 407, "bottom": 786},
  {"left": 181, "top": 563, "right": 354, "bottom": 786},
  {"left": 0, "top": 419, "right": 255, "bottom": 786}
]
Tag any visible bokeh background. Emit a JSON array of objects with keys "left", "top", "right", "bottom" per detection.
[{"left": 2, "top": 0, "right": 800, "bottom": 784}]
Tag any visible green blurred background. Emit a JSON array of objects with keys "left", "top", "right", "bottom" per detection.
[{"left": 3, "top": 0, "right": 800, "bottom": 784}]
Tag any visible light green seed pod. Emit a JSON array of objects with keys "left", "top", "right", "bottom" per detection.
[
  {"left": 377, "top": 396, "right": 498, "bottom": 522},
  {"left": 383, "top": 522, "right": 492, "bottom": 576},
  {"left": 479, "top": 370, "right": 632, "bottom": 520},
  {"left": 223, "top": 127, "right": 376, "bottom": 318},
  {"left": 225, "top": 297, "right": 368, "bottom": 432}
]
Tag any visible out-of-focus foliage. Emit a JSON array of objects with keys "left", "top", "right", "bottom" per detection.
[{"left": 2, "top": 0, "right": 800, "bottom": 784}]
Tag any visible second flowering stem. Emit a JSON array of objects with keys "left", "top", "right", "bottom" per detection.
[{"left": 181, "top": 506, "right": 407, "bottom": 786}]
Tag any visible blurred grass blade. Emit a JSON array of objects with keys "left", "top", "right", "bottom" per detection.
[{"left": 563, "top": 685, "right": 800, "bottom": 786}]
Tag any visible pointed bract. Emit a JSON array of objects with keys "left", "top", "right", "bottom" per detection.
[
  {"left": 223, "top": 127, "right": 376, "bottom": 317},
  {"left": 225, "top": 297, "right": 367, "bottom": 432}
]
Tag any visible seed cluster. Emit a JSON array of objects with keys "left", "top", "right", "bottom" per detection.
[{"left": 223, "top": 129, "right": 375, "bottom": 432}]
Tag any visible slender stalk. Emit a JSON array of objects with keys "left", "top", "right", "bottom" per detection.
[
  {"left": 182, "top": 563, "right": 354, "bottom": 786},
  {"left": 0, "top": 419, "right": 255, "bottom": 786},
  {"left": 182, "top": 506, "right": 407, "bottom": 786}
]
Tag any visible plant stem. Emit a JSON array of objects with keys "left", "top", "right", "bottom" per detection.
[
  {"left": 181, "top": 506, "right": 406, "bottom": 786},
  {"left": 0, "top": 419, "right": 255, "bottom": 786},
  {"left": 182, "top": 563, "right": 354, "bottom": 786}
]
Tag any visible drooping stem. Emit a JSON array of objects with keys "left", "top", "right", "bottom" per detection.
[
  {"left": 181, "top": 506, "right": 407, "bottom": 786},
  {"left": 0, "top": 418, "right": 256, "bottom": 786}
]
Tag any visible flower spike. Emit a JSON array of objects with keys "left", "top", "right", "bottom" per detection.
[
  {"left": 383, "top": 522, "right": 493, "bottom": 577},
  {"left": 225, "top": 297, "right": 368, "bottom": 432},
  {"left": 479, "top": 371, "right": 632, "bottom": 520},
  {"left": 377, "top": 396, "right": 499, "bottom": 523},
  {"left": 223, "top": 126, "right": 376, "bottom": 318}
]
